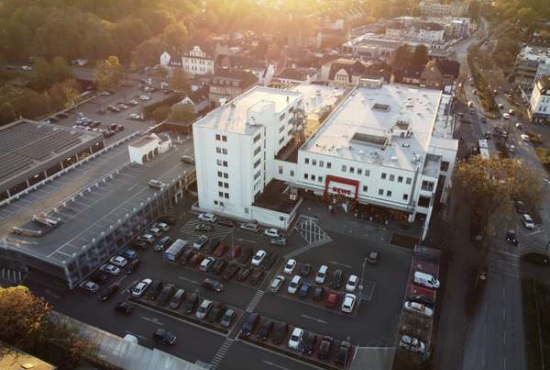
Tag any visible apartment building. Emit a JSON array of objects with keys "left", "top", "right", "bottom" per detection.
[{"left": 529, "top": 76, "right": 550, "bottom": 124}]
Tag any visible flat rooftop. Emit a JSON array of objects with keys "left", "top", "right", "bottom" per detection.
[
  {"left": 289, "top": 84, "right": 345, "bottom": 115},
  {"left": 301, "top": 81, "right": 448, "bottom": 171},
  {"left": 4, "top": 143, "right": 190, "bottom": 265},
  {"left": 0, "top": 341, "right": 56, "bottom": 370},
  {"left": 0, "top": 120, "right": 102, "bottom": 191},
  {"left": 254, "top": 179, "right": 300, "bottom": 214},
  {"left": 194, "top": 86, "right": 302, "bottom": 135}
]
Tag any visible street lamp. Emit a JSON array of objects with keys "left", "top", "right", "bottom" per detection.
[{"left": 359, "top": 257, "right": 367, "bottom": 299}]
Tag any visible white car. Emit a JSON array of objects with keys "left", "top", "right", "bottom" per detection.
[
  {"left": 21, "top": 65, "right": 33, "bottom": 71},
  {"left": 251, "top": 250, "right": 267, "bottom": 266},
  {"left": 196, "top": 299, "right": 213, "bottom": 320},
  {"left": 156, "top": 222, "right": 170, "bottom": 232},
  {"left": 109, "top": 256, "right": 128, "bottom": 268},
  {"left": 503, "top": 113, "right": 510, "bottom": 120},
  {"left": 404, "top": 301, "right": 433, "bottom": 317},
  {"left": 240, "top": 222, "right": 259, "bottom": 232},
  {"left": 288, "top": 327, "right": 304, "bottom": 350},
  {"left": 269, "top": 275, "right": 285, "bottom": 293},
  {"left": 100, "top": 264, "right": 121, "bottom": 275},
  {"left": 399, "top": 335, "right": 426, "bottom": 354},
  {"left": 198, "top": 213, "right": 217, "bottom": 223},
  {"left": 140, "top": 95, "right": 151, "bottom": 101},
  {"left": 138, "top": 234, "right": 155, "bottom": 243},
  {"left": 522, "top": 214, "right": 535, "bottom": 229},
  {"left": 341, "top": 293, "right": 356, "bottom": 313},
  {"left": 263, "top": 228, "right": 280, "bottom": 238},
  {"left": 79, "top": 280, "right": 99, "bottom": 293},
  {"left": 193, "top": 235, "right": 209, "bottom": 250},
  {"left": 287, "top": 275, "right": 302, "bottom": 294},
  {"left": 521, "top": 134, "right": 530, "bottom": 141},
  {"left": 199, "top": 257, "right": 215, "bottom": 272},
  {"left": 132, "top": 278, "right": 152, "bottom": 297},
  {"left": 315, "top": 265, "right": 328, "bottom": 284},
  {"left": 283, "top": 259, "right": 297, "bottom": 274},
  {"left": 148, "top": 227, "right": 162, "bottom": 236},
  {"left": 345, "top": 275, "right": 359, "bottom": 293}
]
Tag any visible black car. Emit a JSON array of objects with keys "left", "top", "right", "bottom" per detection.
[
  {"left": 238, "top": 248, "right": 254, "bottom": 264},
  {"left": 98, "top": 284, "right": 119, "bottom": 302},
  {"left": 127, "top": 258, "right": 141, "bottom": 274},
  {"left": 134, "top": 241, "right": 148, "bottom": 251},
  {"left": 330, "top": 269, "right": 343, "bottom": 289},
  {"left": 212, "top": 259, "right": 228, "bottom": 275},
  {"left": 263, "top": 253, "right": 278, "bottom": 271},
  {"left": 335, "top": 341, "right": 352, "bottom": 366},
  {"left": 153, "top": 328, "right": 176, "bottom": 345},
  {"left": 182, "top": 292, "right": 199, "bottom": 314},
  {"left": 313, "top": 286, "right": 324, "bottom": 301},
  {"left": 158, "top": 284, "right": 175, "bottom": 305},
  {"left": 271, "top": 321, "right": 288, "bottom": 345},
  {"left": 157, "top": 214, "right": 176, "bottom": 225},
  {"left": 90, "top": 272, "right": 109, "bottom": 285},
  {"left": 154, "top": 236, "right": 173, "bottom": 252},
  {"left": 238, "top": 266, "right": 253, "bottom": 281},
  {"left": 222, "top": 261, "right": 240, "bottom": 280},
  {"left": 408, "top": 294, "right": 434, "bottom": 307},
  {"left": 300, "top": 263, "right": 311, "bottom": 277},
  {"left": 146, "top": 280, "right": 164, "bottom": 301},
  {"left": 256, "top": 320, "right": 274, "bottom": 341},
  {"left": 506, "top": 230, "right": 518, "bottom": 246},
  {"left": 205, "top": 239, "right": 220, "bottom": 255},
  {"left": 250, "top": 269, "right": 265, "bottom": 285},
  {"left": 515, "top": 201, "right": 527, "bottom": 214},
  {"left": 220, "top": 308, "right": 236, "bottom": 328},
  {"left": 318, "top": 336, "right": 333, "bottom": 359},
  {"left": 240, "top": 313, "right": 260, "bottom": 337},
  {"left": 202, "top": 278, "right": 224, "bottom": 292},
  {"left": 180, "top": 248, "right": 195, "bottom": 265},
  {"left": 169, "top": 289, "right": 186, "bottom": 309},
  {"left": 115, "top": 301, "right": 135, "bottom": 315},
  {"left": 206, "top": 303, "right": 225, "bottom": 323},
  {"left": 301, "top": 332, "right": 317, "bottom": 355}
]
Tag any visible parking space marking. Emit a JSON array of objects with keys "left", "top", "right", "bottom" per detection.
[
  {"left": 178, "top": 276, "right": 199, "bottom": 285},
  {"left": 300, "top": 314, "right": 328, "bottom": 324},
  {"left": 283, "top": 237, "right": 332, "bottom": 260},
  {"left": 262, "top": 360, "right": 292, "bottom": 370},
  {"left": 245, "top": 289, "right": 265, "bottom": 313},
  {"left": 328, "top": 260, "right": 353, "bottom": 269},
  {"left": 121, "top": 278, "right": 140, "bottom": 295},
  {"left": 141, "top": 316, "right": 164, "bottom": 326},
  {"left": 239, "top": 339, "right": 326, "bottom": 370},
  {"left": 359, "top": 280, "right": 376, "bottom": 302}
]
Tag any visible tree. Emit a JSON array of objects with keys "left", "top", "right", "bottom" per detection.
[
  {"left": 393, "top": 45, "right": 411, "bottom": 67},
  {"left": 94, "top": 56, "right": 123, "bottom": 91},
  {"left": 170, "top": 104, "right": 196, "bottom": 123},
  {"left": 412, "top": 44, "right": 429, "bottom": 66},
  {"left": 468, "top": 1, "right": 482, "bottom": 22},
  {"left": 169, "top": 68, "right": 190, "bottom": 92}
]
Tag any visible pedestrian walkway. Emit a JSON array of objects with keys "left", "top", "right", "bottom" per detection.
[
  {"left": 179, "top": 220, "right": 232, "bottom": 243},
  {"left": 295, "top": 215, "right": 331, "bottom": 244},
  {"left": 210, "top": 337, "right": 234, "bottom": 370},
  {"left": 245, "top": 289, "right": 265, "bottom": 313}
]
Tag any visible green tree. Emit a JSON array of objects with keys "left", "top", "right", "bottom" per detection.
[
  {"left": 170, "top": 104, "right": 196, "bottom": 123},
  {"left": 169, "top": 68, "right": 190, "bottom": 91},
  {"left": 412, "top": 44, "right": 429, "bottom": 66},
  {"left": 393, "top": 44, "right": 411, "bottom": 67},
  {"left": 468, "top": 1, "right": 482, "bottom": 22},
  {"left": 94, "top": 55, "right": 123, "bottom": 91}
]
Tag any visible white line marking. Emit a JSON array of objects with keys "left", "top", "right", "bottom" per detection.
[
  {"left": 328, "top": 260, "right": 352, "bottom": 269},
  {"left": 140, "top": 316, "right": 164, "bottom": 326},
  {"left": 262, "top": 360, "right": 292, "bottom": 370},
  {"left": 178, "top": 276, "right": 199, "bottom": 284},
  {"left": 301, "top": 314, "right": 328, "bottom": 324}
]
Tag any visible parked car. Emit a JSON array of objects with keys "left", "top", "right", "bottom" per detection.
[
  {"left": 138, "top": 234, "right": 155, "bottom": 244},
  {"left": 206, "top": 302, "right": 225, "bottom": 323},
  {"left": 109, "top": 256, "right": 128, "bottom": 268},
  {"left": 169, "top": 289, "right": 186, "bottom": 309},
  {"left": 90, "top": 272, "right": 109, "bottom": 286},
  {"left": 367, "top": 251, "right": 379, "bottom": 265},
  {"left": 341, "top": 293, "right": 356, "bottom": 313},
  {"left": 404, "top": 301, "right": 434, "bottom": 317},
  {"left": 158, "top": 284, "right": 175, "bottom": 305},
  {"left": 264, "top": 228, "right": 280, "bottom": 238},
  {"left": 152, "top": 328, "right": 176, "bottom": 345},
  {"left": 506, "top": 229, "right": 519, "bottom": 246},
  {"left": 222, "top": 261, "right": 240, "bottom": 280},
  {"left": 283, "top": 259, "right": 297, "bottom": 274},
  {"left": 271, "top": 236, "right": 287, "bottom": 246},
  {"left": 298, "top": 282, "right": 311, "bottom": 297},
  {"left": 271, "top": 321, "right": 289, "bottom": 345},
  {"left": 115, "top": 301, "right": 134, "bottom": 315},
  {"left": 196, "top": 299, "right": 213, "bottom": 320},
  {"left": 188, "top": 253, "right": 205, "bottom": 267},
  {"left": 330, "top": 269, "right": 343, "bottom": 289},
  {"left": 269, "top": 275, "right": 285, "bottom": 293},
  {"left": 181, "top": 155, "right": 195, "bottom": 165},
  {"left": 240, "top": 222, "right": 259, "bottom": 233},
  {"left": 220, "top": 308, "right": 236, "bottom": 328},
  {"left": 315, "top": 265, "right": 329, "bottom": 284},
  {"left": 195, "top": 223, "right": 214, "bottom": 233},
  {"left": 408, "top": 294, "right": 434, "bottom": 307},
  {"left": 521, "top": 134, "right": 530, "bottom": 141},
  {"left": 79, "top": 280, "right": 99, "bottom": 293},
  {"left": 240, "top": 313, "right": 260, "bottom": 337},
  {"left": 100, "top": 264, "right": 120, "bottom": 275},
  {"left": 288, "top": 327, "right": 304, "bottom": 350},
  {"left": 301, "top": 332, "right": 317, "bottom": 355},
  {"left": 198, "top": 213, "right": 217, "bottom": 223},
  {"left": 313, "top": 286, "right": 325, "bottom": 301},
  {"left": 212, "top": 259, "right": 228, "bottom": 275},
  {"left": 325, "top": 292, "right": 339, "bottom": 308},
  {"left": 238, "top": 266, "right": 253, "bottom": 281},
  {"left": 218, "top": 219, "right": 236, "bottom": 228},
  {"left": 318, "top": 336, "right": 334, "bottom": 359},
  {"left": 199, "top": 257, "right": 215, "bottom": 272},
  {"left": 335, "top": 341, "right": 352, "bottom": 366},
  {"left": 127, "top": 258, "right": 141, "bottom": 274},
  {"left": 202, "top": 278, "right": 224, "bottom": 292},
  {"left": 121, "top": 248, "right": 138, "bottom": 260},
  {"left": 288, "top": 275, "right": 302, "bottom": 294},
  {"left": 154, "top": 236, "right": 172, "bottom": 252},
  {"left": 213, "top": 243, "right": 229, "bottom": 258},
  {"left": 180, "top": 249, "right": 195, "bottom": 265},
  {"left": 182, "top": 292, "right": 199, "bottom": 314},
  {"left": 522, "top": 214, "right": 535, "bottom": 229},
  {"left": 399, "top": 335, "right": 426, "bottom": 354},
  {"left": 251, "top": 250, "right": 267, "bottom": 266},
  {"left": 146, "top": 280, "right": 163, "bottom": 301},
  {"left": 300, "top": 263, "right": 311, "bottom": 277},
  {"left": 345, "top": 275, "right": 359, "bottom": 293},
  {"left": 98, "top": 284, "right": 119, "bottom": 302},
  {"left": 257, "top": 320, "right": 274, "bottom": 341},
  {"left": 250, "top": 269, "right": 265, "bottom": 285}
]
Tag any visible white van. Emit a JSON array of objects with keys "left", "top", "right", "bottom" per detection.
[{"left": 413, "top": 271, "right": 440, "bottom": 289}]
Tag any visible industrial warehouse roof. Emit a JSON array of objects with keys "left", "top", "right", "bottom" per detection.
[
  {"left": 194, "top": 86, "right": 302, "bottom": 135},
  {"left": 0, "top": 120, "right": 102, "bottom": 192},
  {"left": 301, "top": 80, "right": 453, "bottom": 172}
]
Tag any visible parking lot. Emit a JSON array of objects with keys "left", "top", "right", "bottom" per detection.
[{"left": 29, "top": 197, "right": 413, "bottom": 370}]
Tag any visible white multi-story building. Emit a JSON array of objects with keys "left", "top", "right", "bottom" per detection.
[
  {"left": 194, "top": 80, "right": 458, "bottom": 237},
  {"left": 529, "top": 76, "right": 550, "bottom": 124},
  {"left": 182, "top": 45, "right": 215, "bottom": 77},
  {"left": 513, "top": 45, "right": 550, "bottom": 92},
  {"left": 418, "top": 0, "right": 469, "bottom": 17}
]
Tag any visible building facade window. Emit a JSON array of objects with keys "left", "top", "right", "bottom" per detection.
[
  {"left": 304, "top": 173, "right": 309, "bottom": 179},
  {"left": 305, "top": 158, "right": 310, "bottom": 164},
  {"left": 363, "top": 185, "right": 368, "bottom": 192},
  {"left": 421, "top": 180, "right": 435, "bottom": 191},
  {"left": 389, "top": 174, "right": 395, "bottom": 181},
  {"left": 378, "top": 189, "right": 384, "bottom": 195},
  {"left": 342, "top": 165, "right": 347, "bottom": 172},
  {"left": 327, "top": 162, "right": 332, "bottom": 169},
  {"left": 365, "top": 170, "right": 370, "bottom": 177},
  {"left": 386, "top": 190, "right": 392, "bottom": 197},
  {"left": 381, "top": 173, "right": 387, "bottom": 179},
  {"left": 403, "top": 194, "right": 409, "bottom": 201},
  {"left": 406, "top": 177, "right": 412, "bottom": 184},
  {"left": 398, "top": 176, "right": 403, "bottom": 183},
  {"left": 440, "top": 161, "right": 449, "bottom": 172}
]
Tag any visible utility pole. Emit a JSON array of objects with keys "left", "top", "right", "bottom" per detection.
[{"left": 359, "top": 257, "right": 367, "bottom": 300}]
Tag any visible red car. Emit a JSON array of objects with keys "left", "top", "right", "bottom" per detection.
[
  {"left": 188, "top": 253, "right": 205, "bottom": 268},
  {"left": 324, "top": 292, "right": 339, "bottom": 308},
  {"left": 213, "top": 243, "right": 229, "bottom": 258}
]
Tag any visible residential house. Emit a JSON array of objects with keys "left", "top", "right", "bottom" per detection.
[
  {"left": 419, "top": 59, "right": 460, "bottom": 89},
  {"left": 216, "top": 54, "right": 275, "bottom": 85},
  {"left": 178, "top": 86, "right": 210, "bottom": 114},
  {"left": 209, "top": 68, "right": 259, "bottom": 107},
  {"left": 273, "top": 67, "right": 319, "bottom": 85},
  {"left": 182, "top": 44, "right": 216, "bottom": 77},
  {"left": 321, "top": 58, "right": 393, "bottom": 85}
]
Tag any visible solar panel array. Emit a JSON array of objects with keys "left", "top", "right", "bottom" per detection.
[{"left": 0, "top": 122, "right": 84, "bottom": 180}]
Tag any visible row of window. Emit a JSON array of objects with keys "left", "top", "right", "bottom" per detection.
[
  {"left": 215, "top": 147, "right": 228, "bottom": 155},
  {"left": 216, "top": 159, "right": 228, "bottom": 167},
  {"left": 217, "top": 171, "right": 229, "bottom": 179},
  {"left": 218, "top": 191, "right": 230, "bottom": 199},
  {"left": 215, "top": 134, "right": 227, "bottom": 142},
  {"left": 218, "top": 181, "right": 229, "bottom": 189},
  {"left": 380, "top": 172, "right": 413, "bottom": 185},
  {"left": 213, "top": 200, "right": 225, "bottom": 207},
  {"left": 303, "top": 173, "right": 324, "bottom": 183},
  {"left": 304, "top": 158, "right": 333, "bottom": 169}
]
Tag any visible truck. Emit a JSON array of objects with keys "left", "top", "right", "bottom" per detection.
[{"left": 164, "top": 239, "right": 188, "bottom": 262}]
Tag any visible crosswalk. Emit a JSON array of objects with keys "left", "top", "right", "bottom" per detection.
[
  {"left": 179, "top": 220, "right": 232, "bottom": 243},
  {"left": 245, "top": 289, "right": 265, "bottom": 313},
  {"left": 210, "top": 337, "right": 234, "bottom": 370}
]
